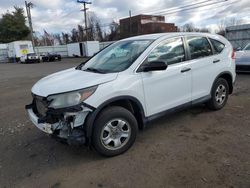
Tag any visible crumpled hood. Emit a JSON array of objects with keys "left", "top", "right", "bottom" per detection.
[{"left": 32, "top": 68, "right": 118, "bottom": 97}]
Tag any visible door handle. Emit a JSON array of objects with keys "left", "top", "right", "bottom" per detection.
[
  {"left": 213, "top": 59, "right": 220, "bottom": 63},
  {"left": 181, "top": 67, "right": 191, "bottom": 73}
]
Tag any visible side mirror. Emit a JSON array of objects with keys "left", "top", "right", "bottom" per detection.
[
  {"left": 236, "top": 47, "right": 242, "bottom": 51},
  {"left": 140, "top": 61, "right": 168, "bottom": 72}
]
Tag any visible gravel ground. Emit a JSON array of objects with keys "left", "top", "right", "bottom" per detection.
[{"left": 0, "top": 59, "right": 250, "bottom": 188}]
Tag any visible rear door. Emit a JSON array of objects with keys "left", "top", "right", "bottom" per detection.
[
  {"left": 140, "top": 37, "right": 192, "bottom": 116},
  {"left": 185, "top": 36, "right": 220, "bottom": 101}
]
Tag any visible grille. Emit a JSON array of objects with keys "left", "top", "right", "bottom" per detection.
[{"left": 33, "top": 95, "right": 48, "bottom": 117}]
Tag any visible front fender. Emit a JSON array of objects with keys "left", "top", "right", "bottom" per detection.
[{"left": 84, "top": 95, "right": 146, "bottom": 144}]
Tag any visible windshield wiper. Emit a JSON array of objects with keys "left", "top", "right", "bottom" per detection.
[{"left": 84, "top": 67, "right": 106, "bottom": 74}]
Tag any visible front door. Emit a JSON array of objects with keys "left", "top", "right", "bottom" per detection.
[{"left": 140, "top": 37, "right": 192, "bottom": 117}]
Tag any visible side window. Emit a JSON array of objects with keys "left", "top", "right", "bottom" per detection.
[
  {"left": 209, "top": 38, "right": 225, "bottom": 54},
  {"left": 187, "top": 36, "right": 213, "bottom": 59},
  {"left": 147, "top": 38, "right": 185, "bottom": 65}
]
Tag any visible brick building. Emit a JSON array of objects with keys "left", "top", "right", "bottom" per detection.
[{"left": 120, "top": 14, "right": 178, "bottom": 38}]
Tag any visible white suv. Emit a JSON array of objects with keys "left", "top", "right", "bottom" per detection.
[{"left": 26, "top": 33, "right": 236, "bottom": 156}]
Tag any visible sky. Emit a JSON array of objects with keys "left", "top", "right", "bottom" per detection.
[{"left": 0, "top": 0, "right": 250, "bottom": 34}]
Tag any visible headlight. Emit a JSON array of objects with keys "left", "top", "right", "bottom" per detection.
[{"left": 47, "top": 86, "right": 97, "bottom": 109}]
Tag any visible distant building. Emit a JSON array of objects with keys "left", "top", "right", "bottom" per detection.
[
  {"left": 119, "top": 14, "right": 178, "bottom": 39},
  {"left": 225, "top": 24, "right": 250, "bottom": 49}
]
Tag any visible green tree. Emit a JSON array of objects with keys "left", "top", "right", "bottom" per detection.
[{"left": 0, "top": 7, "right": 30, "bottom": 43}]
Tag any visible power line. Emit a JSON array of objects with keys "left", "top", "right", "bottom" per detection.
[
  {"left": 151, "top": 0, "right": 230, "bottom": 15},
  {"left": 80, "top": 0, "right": 236, "bottom": 35},
  {"left": 170, "top": 0, "right": 237, "bottom": 16},
  {"left": 145, "top": 0, "right": 214, "bottom": 15}
]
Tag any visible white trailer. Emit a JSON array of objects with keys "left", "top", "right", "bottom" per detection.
[
  {"left": 8, "top": 41, "right": 34, "bottom": 60},
  {"left": 67, "top": 43, "right": 82, "bottom": 57},
  {"left": 84, "top": 41, "right": 100, "bottom": 57},
  {"left": 67, "top": 41, "right": 100, "bottom": 57}
]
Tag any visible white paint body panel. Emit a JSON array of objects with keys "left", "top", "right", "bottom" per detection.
[
  {"left": 32, "top": 68, "right": 118, "bottom": 96},
  {"left": 31, "top": 32, "right": 236, "bottom": 118},
  {"left": 140, "top": 62, "right": 192, "bottom": 116}
]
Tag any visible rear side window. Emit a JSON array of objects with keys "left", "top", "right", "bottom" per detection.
[
  {"left": 209, "top": 38, "right": 225, "bottom": 54},
  {"left": 187, "top": 36, "right": 213, "bottom": 59}
]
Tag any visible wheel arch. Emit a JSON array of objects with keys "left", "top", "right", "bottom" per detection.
[
  {"left": 212, "top": 71, "right": 234, "bottom": 94},
  {"left": 84, "top": 96, "right": 146, "bottom": 144}
]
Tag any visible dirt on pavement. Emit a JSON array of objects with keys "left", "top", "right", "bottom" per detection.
[{"left": 0, "top": 59, "right": 249, "bottom": 188}]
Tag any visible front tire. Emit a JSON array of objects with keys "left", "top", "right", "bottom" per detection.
[
  {"left": 207, "top": 78, "right": 229, "bottom": 110},
  {"left": 92, "top": 106, "right": 138, "bottom": 157}
]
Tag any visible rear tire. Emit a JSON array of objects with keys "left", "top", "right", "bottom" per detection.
[
  {"left": 207, "top": 78, "right": 229, "bottom": 110},
  {"left": 92, "top": 106, "right": 138, "bottom": 157}
]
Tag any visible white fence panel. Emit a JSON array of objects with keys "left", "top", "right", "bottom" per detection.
[
  {"left": 0, "top": 49, "right": 8, "bottom": 63},
  {"left": 35, "top": 45, "right": 68, "bottom": 57}
]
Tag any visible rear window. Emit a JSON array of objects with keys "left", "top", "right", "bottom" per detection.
[
  {"left": 209, "top": 38, "right": 225, "bottom": 54},
  {"left": 187, "top": 36, "right": 213, "bottom": 59}
]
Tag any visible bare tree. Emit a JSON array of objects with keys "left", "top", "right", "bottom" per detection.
[
  {"left": 181, "top": 23, "right": 197, "bottom": 32},
  {"left": 62, "top": 32, "right": 70, "bottom": 44},
  {"left": 217, "top": 17, "right": 243, "bottom": 36},
  {"left": 78, "top": 25, "right": 84, "bottom": 42},
  {"left": 31, "top": 13, "right": 106, "bottom": 45},
  {"left": 71, "top": 28, "right": 79, "bottom": 42},
  {"left": 95, "top": 20, "right": 104, "bottom": 41},
  {"left": 107, "top": 21, "right": 119, "bottom": 41},
  {"left": 53, "top": 33, "right": 63, "bottom": 45},
  {"left": 86, "top": 12, "right": 105, "bottom": 41},
  {"left": 180, "top": 23, "right": 210, "bottom": 33},
  {"left": 198, "top": 28, "right": 210, "bottom": 33}
]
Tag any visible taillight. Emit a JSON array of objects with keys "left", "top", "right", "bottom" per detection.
[{"left": 231, "top": 49, "right": 236, "bottom": 59}]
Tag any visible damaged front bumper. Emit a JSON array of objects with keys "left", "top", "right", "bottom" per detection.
[
  {"left": 26, "top": 107, "right": 54, "bottom": 134},
  {"left": 25, "top": 101, "right": 94, "bottom": 145}
]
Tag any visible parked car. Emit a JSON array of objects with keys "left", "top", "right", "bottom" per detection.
[
  {"left": 41, "top": 53, "right": 61, "bottom": 62},
  {"left": 235, "top": 43, "right": 250, "bottom": 72},
  {"left": 20, "top": 53, "right": 40, "bottom": 63},
  {"left": 26, "top": 33, "right": 236, "bottom": 156}
]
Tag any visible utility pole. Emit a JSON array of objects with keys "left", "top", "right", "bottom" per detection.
[
  {"left": 25, "top": 1, "right": 35, "bottom": 49},
  {"left": 77, "top": 0, "right": 92, "bottom": 41},
  {"left": 129, "top": 10, "right": 132, "bottom": 37}
]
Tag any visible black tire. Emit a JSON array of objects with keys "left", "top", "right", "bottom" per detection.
[
  {"left": 207, "top": 78, "right": 229, "bottom": 110},
  {"left": 92, "top": 106, "right": 138, "bottom": 157}
]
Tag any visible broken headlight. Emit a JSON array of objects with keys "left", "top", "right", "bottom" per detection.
[{"left": 47, "top": 86, "right": 97, "bottom": 109}]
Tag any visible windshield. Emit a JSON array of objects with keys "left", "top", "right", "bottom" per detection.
[
  {"left": 244, "top": 44, "right": 250, "bottom": 51},
  {"left": 81, "top": 40, "right": 152, "bottom": 73}
]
